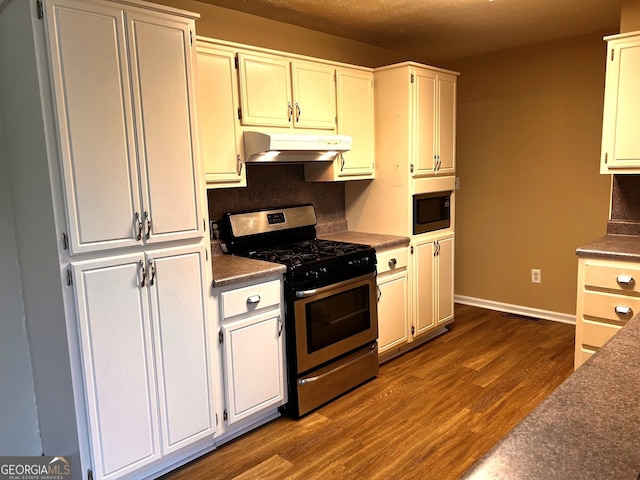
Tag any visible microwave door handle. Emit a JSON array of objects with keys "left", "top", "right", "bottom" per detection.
[{"left": 295, "top": 271, "right": 375, "bottom": 298}]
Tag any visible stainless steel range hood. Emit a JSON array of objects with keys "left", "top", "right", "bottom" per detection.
[{"left": 243, "top": 131, "right": 352, "bottom": 163}]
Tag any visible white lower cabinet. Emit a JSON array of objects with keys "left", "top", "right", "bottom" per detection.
[
  {"left": 72, "top": 246, "right": 214, "bottom": 480},
  {"left": 214, "top": 277, "right": 287, "bottom": 436},
  {"left": 376, "top": 247, "right": 409, "bottom": 359}
]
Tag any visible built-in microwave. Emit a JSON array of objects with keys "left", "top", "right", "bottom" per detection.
[{"left": 413, "top": 191, "right": 451, "bottom": 235}]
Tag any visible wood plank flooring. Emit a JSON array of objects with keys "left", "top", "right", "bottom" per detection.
[{"left": 162, "top": 304, "right": 575, "bottom": 480}]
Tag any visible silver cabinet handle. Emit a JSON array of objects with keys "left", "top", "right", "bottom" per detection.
[
  {"left": 340, "top": 152, "right": 345, "bottom": 171},
  {"left": 278, "top": 316, "right": 283, "bottom": 337},
  {"left": 617, "top": 275, "right": 635, "bottom": 286},
  {"left": 149, "top": 259, "right": 156, "bottom": 286},
  {"left": 388, "top": 258, "right": 397, "bottom": 269},
  {"left": 139, "top": 259, "right": 147, "bottom": 287},
  {"left": 144, "top": 210, "right": 152, "bottom": 239},
  {"left": 135, "top": 212, "right": 143, "bottom": 240},
  {"left": 246, "top": 295, "right": 261, "bottom": 305},
  {"left": 295, "top": 101, "right": 301, "bottom": 122},
  {"left": 615, "top": 305, "right": 633, "bottom": 316},
  {"left": 237, "top": 154, "right": 243, "bottom": 176},
  {"left": 287, "top": 102, "right": 293, "bottom": 122}
]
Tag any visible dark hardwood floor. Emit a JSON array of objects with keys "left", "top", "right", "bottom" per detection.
[{"left": 163, "top": 304, "right": 575, "bottom": 480}]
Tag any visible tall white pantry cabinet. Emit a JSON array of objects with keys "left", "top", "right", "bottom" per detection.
[{"left": 0, "top": 1, "right": 215, "bottom": 479}]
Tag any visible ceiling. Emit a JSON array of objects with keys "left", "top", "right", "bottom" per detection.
[{"left": 196, "top": 0, "right": 621, "bottom": 64}]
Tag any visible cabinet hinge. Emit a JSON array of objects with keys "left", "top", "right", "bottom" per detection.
[
  {"left": 410, "top": 246, "right": 414, "bottom": 254},
  {"left": 87, "top": 469, "right": 93, "bottom": 480},
  {"left": 62, "top": 232, "right": 69, "bottom": 250},
  {"left": 234, "top": 54, "right": 239, "bottom": 69},
  {"left": 410, "top": 163, "right": 414, "bottom": 173},
  {"left": 66, "top": 268, "right": 73, "bottom": 286},
  {"left": 223, "top": 410, "right": 228, "bottom": 421},
  {"left": 36, "top": 0, "right": 43, "bottom": 19},
  {"left": 219, "top": 330, "right": 223, "bottom": 344},
  {"left": 410, "top": 72, "right": 415, "bottom": 83},
  {"left": 237, "top": 107, "right": 242, "bottom": 120},
  {"left": 604, "top": 152, "right": 608, "bottom": 164}
]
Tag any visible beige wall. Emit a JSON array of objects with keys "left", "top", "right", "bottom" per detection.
[
  {"left": 158, "top": 0, "right": 409, "bottom": 67},
  {"left": 448, "top": 33, "right": 613, "bottom": 315},
  {"left": 621, "top": 0, "right": 640, "bottom": 32}
]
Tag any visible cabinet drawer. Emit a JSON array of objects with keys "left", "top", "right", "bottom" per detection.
[
  {"left": 584, "top": 261, "right": 640, "bottom": 293},
  {"left": 581, "top": 318, "right": 622, "bottom": 349},
  {"left": 582, "top": 290, "right": 640, "bottom": 322},
  {"left": 221, "top": 279, "right": 281, "bottom": 319},
  {"left": 376, "top": 247, "right": 408, "bottom": 275}
]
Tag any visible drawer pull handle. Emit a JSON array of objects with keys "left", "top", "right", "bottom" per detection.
[
  {"left": 614, "top": 305, "right": 633, "bottom": 316},
  {"left": 617, "top": 275, "right": 635, "bottom": 286},
  {"left": 388, "top": 258, "right": 397, "bottom": 268},
  {"left": 246, "top": 295, "right": 261, "bottom": 305}
]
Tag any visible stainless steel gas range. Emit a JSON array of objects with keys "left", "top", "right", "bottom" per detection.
[{"left": 218, "top": 204, "right": 379, "bottom": 418}]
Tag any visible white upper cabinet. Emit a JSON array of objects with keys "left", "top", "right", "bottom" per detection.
[
  {"left": 600, "top": 31, "right": 640, "bottom": 173},
  {"left": 196, "top": 41, "right": 246, "bottom": 187},
  {"left": 412, "top": 67, "right": 457, "bottom": 177},
  {"left": 45, "top": 0, "right": 203, "bottom": 254},
  {"left": 305, "top": 67, "right": 375, "bottom": 181},
  {"left": 237, "top": 52, "right": 336, "bottom": 130}
]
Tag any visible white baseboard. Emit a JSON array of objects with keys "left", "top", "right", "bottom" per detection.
[{"left": 454, "top": 295, "right": 576, "bottom": 325}]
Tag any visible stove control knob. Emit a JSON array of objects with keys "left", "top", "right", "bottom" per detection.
[{"left": 306, "top": 270, "right": 320, "bottom": 280}]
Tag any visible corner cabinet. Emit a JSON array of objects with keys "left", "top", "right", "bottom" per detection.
[
  {"left": 574, "top": 257, "right": 640, "bottom": 369},
  {"left": 72, "top": 246, "right": 214, "bottom": 480},
  {"left": 600, "top": 31, "right": 640, "bottom": 174},
  {"left": 413, "top": 234, "right": 455, "bottom": 336},
  {"left": 196, "top": 40, "right": 246, "bottom": 188},
  {"left": 46, "top": 0, "right": 203, "bottom": 254},
  {"left": 304, "top": 67, "right": 375, "bottom": 181},
  {"left": 213, "top": 277, "right": 287, "bottom": 438}
]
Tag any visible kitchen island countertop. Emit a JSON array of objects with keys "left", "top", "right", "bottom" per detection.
[
  {"left": 576, "top": 233, "right": 640, "bottom": 261},
  {"left": 462, "top": 312, "right": 640, "bottom": 480}
]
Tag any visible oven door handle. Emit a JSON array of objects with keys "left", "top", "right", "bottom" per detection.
[{"left": 295, "top": 271, "right": 376, "bottom": 298}]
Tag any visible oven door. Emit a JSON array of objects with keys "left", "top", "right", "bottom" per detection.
[{"left": 294, "top": 271, "right": 378, "bottom": 373}]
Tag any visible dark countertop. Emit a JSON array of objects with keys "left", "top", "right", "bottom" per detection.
[
  {"left": 462, "top": 313, "right": 640, "bottom": 480},
  {"left": 576, "top": 234, "right": 640, "bottom": 261},
  {"left": 211, "top": 255, "right": 286, "bottom": 288},
  {"left": 318, "top": 231, "right": 410, "bottom": 250}
]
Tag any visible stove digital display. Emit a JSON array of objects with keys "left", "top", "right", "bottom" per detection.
[{"left": 267, "top": 212, "right": 286, "bottom": 225}]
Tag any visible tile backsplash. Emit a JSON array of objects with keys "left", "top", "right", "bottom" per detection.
[
  {"left": 608, "top": 175, "right": 640, "bottom": 235},
  {"left": 207, "top": 164, "right": 348, "bottom": 236}
]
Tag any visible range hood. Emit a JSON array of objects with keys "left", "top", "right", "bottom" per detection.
[{"left": 243, "top": 131, "right": 352, "bottom": 163}]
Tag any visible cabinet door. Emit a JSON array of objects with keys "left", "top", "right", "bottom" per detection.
[
  {"left": 196, "top": 45, "right": 246, "bottom": 187},
  {"left": 127, "top": 11, "right": 202, "bottom": 244},
  {"left": 147, "top": 246, "right": 214, "bottom": 454},
  {"left": 414, "top": 241, "right": 435, "bottom": 335},
  {"left": 221, "top": 310, "right": 286, "bottom": 424},
  {"left": 601, "top": 37, "right": 640, "bottom": 171},
  {"left": 45, "top": 0, "right": 142, "bottom": 254},
  {"left": 72, "top": 255, "right": 160, "bottom": 480},
  {"left": 435, "top": 236, "right": 454, "bottom": 324},
  {"left": 336, "top": 68, "right": 375, "bottom": 177},
  {"left": 412, "top": 68, "right": 437, "bottom": 177},
  {"left": 377, "top": 270, "right": 408, "bottom": 354},
  {"left": 437, "top": 74, "right": 457, "bottom": 176},
  {"left": 291, "top": 61, "right": 336, "bottom": 129},
  {"left": 238, "top": 53, "right": 292, "bottom": 127}
]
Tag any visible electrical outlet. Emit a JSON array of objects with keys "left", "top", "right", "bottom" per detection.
[{"left": 531, "top": 269, "right": 541, "bottom": 284}]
